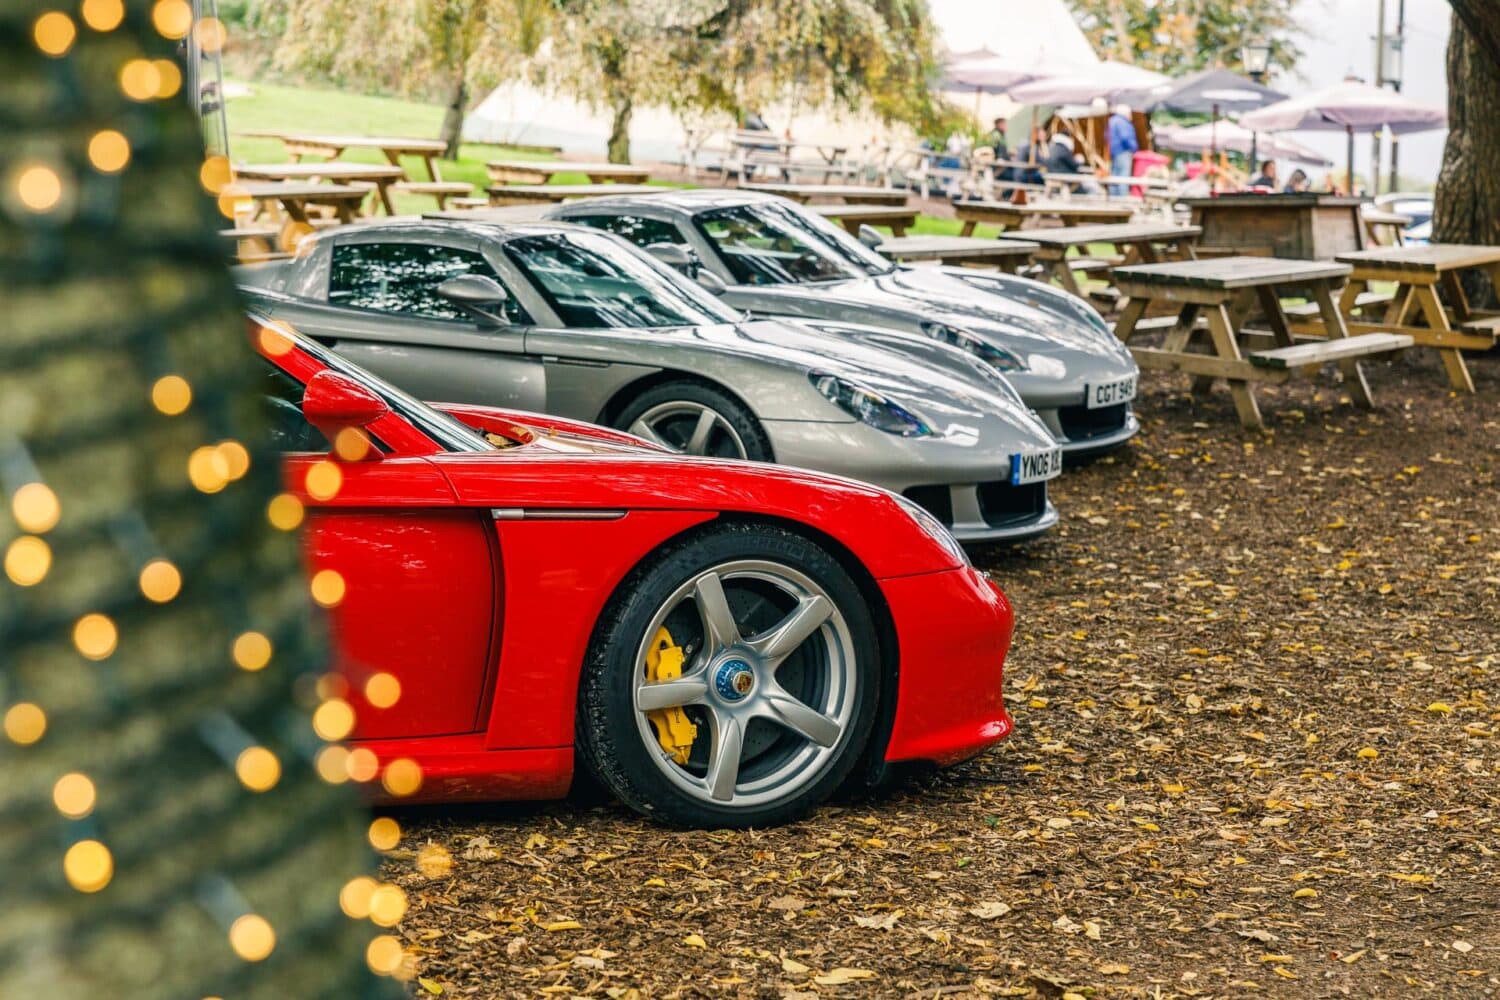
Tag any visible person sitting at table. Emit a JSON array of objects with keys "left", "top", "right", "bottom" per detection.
[
  {"left": 1043, "top": 133, "right": 1102, "bottom": 194},
  {"left": 1249, "top": 159, "right": 1278, "bottom": 190},
  {"left": 1011, "top": 127, "right": 1048, "bottom": 185},
  {"left": 985, "top": 116, "right": 1009, "bottom": 160},
  {"left": 1283, "top": 168, "right": 1311, "bottom": 194}
]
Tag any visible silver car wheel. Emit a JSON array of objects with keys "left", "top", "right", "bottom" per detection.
[
  {"left": 631, "top": 560, "right": 858, "bottom": 808},
  {"left": 630, "top": 402, "right": 748, "bottom": 458}
]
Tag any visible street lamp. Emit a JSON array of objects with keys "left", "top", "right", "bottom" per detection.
[{"left": 1241, "top": 37, "right": 1272, "bottom": 186}]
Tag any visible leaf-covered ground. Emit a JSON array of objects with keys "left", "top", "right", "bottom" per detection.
[{"left": 382, "top": 352, "right": 1499, "bottom": 998}]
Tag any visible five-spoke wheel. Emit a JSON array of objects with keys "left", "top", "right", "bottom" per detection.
[{"left": 613, "top": 381, "right": 773, "bottom": 461}]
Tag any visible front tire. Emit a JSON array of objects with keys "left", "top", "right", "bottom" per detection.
[
  {"left": 614, "top": 381, "right": 773, "bottom": 461},
  {"left": 577, "top": 524, "right": 880, "bottom": 828}
]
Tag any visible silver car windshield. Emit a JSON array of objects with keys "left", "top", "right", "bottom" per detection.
[
  {"left": 694, "top": 202, "right": 895, "bottom": 285},
  {"left": 504, "top": 230, "right": 743, "bottom": 329}
]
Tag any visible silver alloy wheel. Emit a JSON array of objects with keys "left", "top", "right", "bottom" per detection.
[
  {"left": 629, "top": 401, "right": 747, "bottom": 458},
  {"left": 631, "top": 560, "right": 858, "bottom": 808}
]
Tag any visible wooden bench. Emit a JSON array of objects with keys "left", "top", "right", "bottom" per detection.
[
  {"left": 1248, "top": 332, "right": 1412, "bottom": 369},
  {"left": 1285, "top": 290, "right": 1392, "bottom": 319},
  {"left": 447, "top": 196, "right": 490, "bottom": 210},
  {"left": 392, "top": 180, "right": 474, "bottom": 209},
  {"left": 1459, "top": 315, "right": 1500, "bottom": 335}
]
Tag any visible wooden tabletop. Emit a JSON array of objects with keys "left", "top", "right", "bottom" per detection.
[
  {"left": 1182, "top": 194, "right": 1366, "bottom": 209},
  {"left": 742, "top": 183, "right": 908, "bottom": 204},
  {"left": 487, "top": 160, "right": 652, "bottom": 182},
  {"left": 1360, "top": 207, "right": 1416, "bottom": 227},
  {"left": 808, "top": 203, "right": 917, "bottom": 219},
  {"left": 1021, "top": 222, "right": 1201, "bottom": 247},
  {"left": 280, "top": 134, "right": 447, "bottom": 154},
  {"left": 963, "top": 200, "right": 1133, "bottom": 217},
  {"left": 877, "top": 235, "right": 1037, "bottom": 260},
  {"left": 233, "top": 163, "right": 405, "bottom": 181},
  {"left": 1113, "top": 255, "right": 1351, "bottom": 290},
  {"left": 486, "top": 183, "right": 662, "bottom": 203},
  {"left": 229, "top": 181, "right": 370, "bottom": 200},
  {"left": 1335, "top": 243, "right": 1500, "bottom": 273}
]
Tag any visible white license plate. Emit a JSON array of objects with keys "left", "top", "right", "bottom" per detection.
[
  {"left": 1010, "top": 446, "right": 1064, "bottom": 486},
  {"left": 1086, "top": 375, "right": 1137, "bottom": 409}
]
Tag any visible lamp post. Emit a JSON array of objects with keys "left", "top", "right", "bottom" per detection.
[{"left": 1241, "top": 37, "right": 1272, "bottom": 186}]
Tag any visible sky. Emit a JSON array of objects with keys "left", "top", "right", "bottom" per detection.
[{"left": 1274, "top": 0, "right": 1450, "bottom": 189}]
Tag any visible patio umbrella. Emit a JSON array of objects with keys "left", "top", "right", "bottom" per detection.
[
  {"left": 942, "top": 52, "right": 1085, "bottom": 93},
  {"left": 1121, "top": 67, "right": 1286, "bottom": 115},
  {"left": 1239, "top": 80, "right": 1447, "bottom": 192},
  {"left": 1007, "top": 61, "right": 1169, "bottom": 105},
  {"left": 1154, "top": 120, "right": 1333, "bottom": 167}
]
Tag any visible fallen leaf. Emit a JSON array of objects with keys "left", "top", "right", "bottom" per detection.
[
  {"left": 1099, "top": 962, "right": 1130, "bottom": 975},
  {"left": 814, "top": 968, "right": 876, "bottom": 986},
  {"left": 1453, "top": 941, "right": 1473, "bottom": 954},
  {"left": 415, "top": 843, "right": 453, "bottom": 878},
  {"left": 852, "top": 911, "right": 899, "bottom": 930},
  {"left": 768, "top": 895, "right": 807, "bottom": 912},
  {"left": 683, "top": 933, "right": 706, "bottom": 949},
  {"left": 968, "top": 901, "right": 1012, "bottom": 919},
  {"left": 544, "top": 920, "right": 581, "bottom": 932},
  {"left": 416, "top": 978, "right": 444, "bottom": 995},
  {"left": 781, "top": 955, "right": 811, "bottom": 975}
]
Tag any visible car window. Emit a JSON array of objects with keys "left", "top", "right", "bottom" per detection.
[
  {"left": 329, "top": 242, "right": 530, "bottom": 325},
  {"left": 260, "top": 362, "right": 331, "bottom": 453},
  {"left": 695, "top": 204, "right": 874, "bottom": 285},
  {"left": 566, "top": 214, "right": 686, "bottom": 248},
  {"left": 503, "top": 231, "right": 740, "bottom": 329}
]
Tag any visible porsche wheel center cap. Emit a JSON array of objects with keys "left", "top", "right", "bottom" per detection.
[{"left": 714, "top": 659, "right": 756, "bottom": 702}]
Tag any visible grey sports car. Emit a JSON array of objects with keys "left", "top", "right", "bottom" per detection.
[
  {"left": 235, "top": 219, "right": 1064, "bottom": 542},
  {"left": 544, "top": 190, "right": 1141, "bottom": 457}
]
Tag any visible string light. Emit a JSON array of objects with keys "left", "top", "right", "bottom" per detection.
[
  {"left": 4, "top": 702, "right": 47, "bottom": 745},
  {"left": 315, "top": 745, "right": 350, "bottom": 783},
  {"left": 138, "top": 559, "right": 182, "bottom": 603},
  {"left": 345, "top": 747, "right": 379, "bottom": 782},
  {"left": 367, "top": 816, "right": 400, "bottom": 851},
  {"left": 365, "top": 934, "right": 403, "bottom": 976},
  {"left": 199, "top": 155, "right": 231, "bottom": 194},
  {"left": 63, "top": 840, "right": 113, "bottom": 893},
  {"left": 87, "top": 129, "right": 131, "bottom": 173},
  {"left": 187, "top": 444, "right": 231, "bottom": 493},
  {"left": 266, "top": 493, "right": 304, "bottom": 530},
  {"left": 311, "top": 698, "right": 354, "bottom": 741},
  {"left": 193, "top": 15, "right": 226, "bottom": 52},
  {"left": 304, "top": 460, "right": 342, "bottom": 501},
  {"left": 52, "top": 772, "right": 97, "bottom": 818},
  {"left": 381, "top": 758, "right": 422, "bottom": 797},
  {"left": 231, "top": 631, "right": 272, "bottom": 671},
  {"left": 339, "top": 876, "right": 376, "bottom": 918},
  {"left": 12, "top": 482, "right": 61, "bottom": 532},
  {"left": 151, "top": 58, "right": 181, "bottom": 99},
  {"left": 216, "top": 440, "right": 250, "bottom": 481},
  {"left": 80, "top": 0, "right": 124, "bottom": 31},
  {"left": 73, "top": 613, "right": 118, "bottom": 660},
  {"left": 119, "top": 59, "right": 162, "bottom": 101},
  {"left": 309, "top": 568, "right": 345, "bottom": 607},
  {"left": 228, "top": 914, "right": 275, "bottom": 962},
  {"left": 151, "top": 374, "right": 192, "bottom": 414},
  {"left": 364, "top": 673, "right": 400, "bottom": 709},
  {"left": 32, "top": 11, "right": 76, "bottom": 55},
  {"left": 333, "top": 428, "right": 371, "bottom": 462},
  {"left": 14, "top": 164, "right": 63, "bottom": 213},
  {"left": 256, "top": 325, "right": 294, "bottom": 356},
  {"left": 367, "top": 884, "right": 407, "bottom": 927},
  {"left": 5, "top": 536, "right": 52, "bottom": 586},
  {"left": 235, "top": 746, "right": 281, "bottom": 792},
  {"left": 150, "top": 0, "right": 191, "bottom": 38}
]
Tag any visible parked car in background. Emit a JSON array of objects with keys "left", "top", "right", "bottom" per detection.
[
  {"left": 252, "top": 317, "right": 1016, "bottom": 827},
  {"left": 544, "top": 189, "right": 1141, "bottom": 458},
  {"left": 237, "top": 220, "right": 1063, "bottom": 543},
  {"left": 1374, "top": 193, "right": 1433, "bottom": 245}
]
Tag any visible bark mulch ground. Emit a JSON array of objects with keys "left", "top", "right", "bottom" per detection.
[{"left": 382, "top": 351, "right": 1499, "bottom": 998}]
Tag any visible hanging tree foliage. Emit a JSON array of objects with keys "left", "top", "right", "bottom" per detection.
[
  {"left": 1066, "top": 0, "right": 1300, "bottom": 75},
  {"left": 0, "top": 2, "right": 399, "bottom": 995}
]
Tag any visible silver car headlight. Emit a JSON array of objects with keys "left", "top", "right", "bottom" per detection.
[
  {"left": 809, "top": 372, "right": 932, "bottom": 437},
  {"left": 894, "top": 494, "right": 969, "bottom": 566},
  {"left": 921, "top": 321, "right": 1028, "bottom": 373}
]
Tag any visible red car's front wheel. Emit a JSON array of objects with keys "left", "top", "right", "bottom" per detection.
[{"left": 577, "top": 524, "right": 881, "bottom": 828}]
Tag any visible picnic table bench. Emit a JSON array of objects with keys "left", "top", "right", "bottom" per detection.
[
  {"left": 1021, "top": 222, "right": 1201, "bottom": 298},
  {"left": 726, "top": 133, "right": 851, "bottom": 183},
  {"left": 953, "top": 199, "right": 1135, "bottom": 237},
  {"left": 1112, "top": 256, "right": 1412, "bottom": 428},
  {"left": 1361, "top": 207, "right": 1415, "bottom": 247},
  {"left": 485, "top": 183, "right": 662, "bottom": 206},
  {"left": 1326, "top": 243, "right": 1500, "bottom": 393},
  {"left": 741, "top": 183, "right": 909, "bottom": 206},
  {"left": 231, "top": 162, "right": 405, "bottom": 214},
  {"left": 486, "top": 160, "right": 653, "bottom": 186},
  {"left": 873, "top": 235, "right": 1038, "bottom": 273},
  {"left": 808, "top": 203, "right": 919, "bottom": 237},
  {"left": 227, "top": 181, "right": 371, "bottom": 225}
]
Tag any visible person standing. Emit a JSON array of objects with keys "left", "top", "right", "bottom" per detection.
[
  {"left": 1107, "top": 103, "right": 1138, "bottom": 196},
  {"left": 986, "top": 116, "right": 1009, "bottom": 159}
]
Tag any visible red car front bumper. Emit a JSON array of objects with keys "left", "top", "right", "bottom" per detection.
[{"left": 879, "top": 567, "right": 1014, "bottom": 767}]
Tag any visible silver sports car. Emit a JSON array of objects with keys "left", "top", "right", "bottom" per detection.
[
  {"left": 544, "top": 190, "right": 1141, "bottom": 457},
  {"left": 236, "top": 219, "right": 1063, "bottom": 542}
]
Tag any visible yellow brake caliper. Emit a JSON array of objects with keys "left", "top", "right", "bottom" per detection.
[{"left": 644, "top": 627, "right": 698, "bottom": 765}]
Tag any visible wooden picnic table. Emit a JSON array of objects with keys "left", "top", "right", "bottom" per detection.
[
  {"left": 227, "top": 181, "right": 371, "bottom": 224},
  {"left": 486, "top": 160, "right": 653, "bottom": 186},
  {"left": 874, "top": 235, "right": 1038, "bottom": 273},
  {"left": 485, "top": 183, "right": 662, "bottom": 206},
  {"left": 232, "top": 162, "right": 405, "bottom": 214},
  {"left": 808, "top": 203, "right": 919, "bottom": 238},
  {"left": 953, "top": 199, "right": 1135, "bottom": 237},
  {"left": 741, "top": 183, "right": 909, "bottom": 206},
  {"left": 1327, "top": 243, "right": 1500, "bottom": 394},
  {"left": 1360, "top": 207, "right": 1415, "bottom": 247},
  {"left": 1112, "top": 256, "right": 1412, "bottom": 428},
  {"left": 261, "top": 133, "right": 450, "bottom": 182},
  {"left": 727, "top": 133, "right": 851, "bottom": 183},
  {"left": 1022, "top": 222, "right": 1202, "bottom": 298},
  {"left": 1184, "top": 194, "right": 1366, "bottom": 260}
]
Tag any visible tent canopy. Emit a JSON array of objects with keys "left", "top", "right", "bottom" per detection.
[{"left": 1122, "top": 67, "right": 1286, "bottom": 115}]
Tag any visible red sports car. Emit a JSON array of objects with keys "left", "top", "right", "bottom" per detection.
[{"left": 255, "top": 316, "right": 1014, "bottom": 827}]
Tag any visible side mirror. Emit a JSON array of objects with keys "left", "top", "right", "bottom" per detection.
[
  {"left": 644, "top": 242, "right": 696, "bottom": 273},
  {"left": 436, "top": 274, "right": 510, "bottom": 323},
  {"left": 695, "top": 269, "right": 728, "bottom": 295},
  {"left": 302, "top": 370, "right": 388, "bottom": 458},
  {"left": 857, "top": 224, "right": 885, "bottom": 250}
]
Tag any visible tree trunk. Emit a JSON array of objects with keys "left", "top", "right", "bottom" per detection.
[
  {"left": 0, "top": 5, "right": 396, "bottom": 998},
  {"left": 1434, "top": 7, "right": 1500, "bottom": 306},
  {"left": 607, "top": 91, "right": 634, "bottom": 164},
  {"left": 439, "top": 74, "right": 467, "bottom": 160}
]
